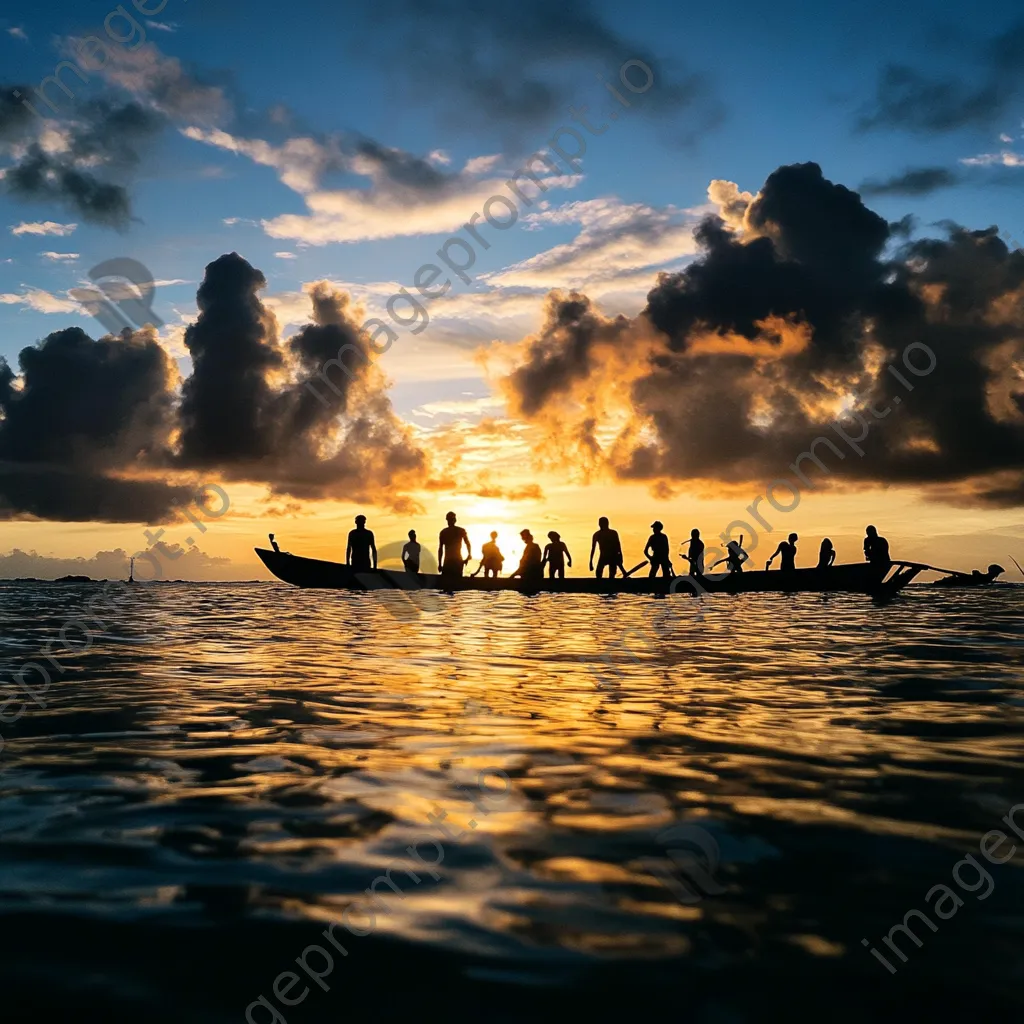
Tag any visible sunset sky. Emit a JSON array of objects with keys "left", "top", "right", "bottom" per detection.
[{"left": 2, "top": 0, "right": 1024, "bottom": 579}]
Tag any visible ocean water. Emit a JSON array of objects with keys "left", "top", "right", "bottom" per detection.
[{"left": 1, "top": 580, "right": 1022, "bottom": 1022}]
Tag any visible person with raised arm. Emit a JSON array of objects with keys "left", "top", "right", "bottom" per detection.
[{"left": 710, "top": 536, "right": 749, "bottom": 574}]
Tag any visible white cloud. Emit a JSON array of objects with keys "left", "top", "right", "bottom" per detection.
[
  {"left": 146, "top": 21, "right": 177, "bottom": 32},
  {"left": 40, "top": 251, "right": 79, "bottom": 262},
  {"left": 412, "top": 396, "right": 505, "bottom": 418},
  {"left": 10, "top": 221, "right": 77, "bottom": 237},
  {"left": 428, "top": 149, "right": 451, "bottom": 165},
  {"left": 960, "top": 150, "right": 1024, "bottom": 167},
  {"left": 1000, "top": 133, "right": 1014, "bottom": 143},
  {"left": 274, "top": 251, "right": 298, "bottom": 259},
  {"left": 7, "top": 27, "right": 27, "bottom": 41},
  {"left": 184, "top": 126, "right": 582, "bottom": 245},
  {"left": 0, "top": 288, "right": 79, "bottom": 314},
  {"left": 487, "top": 197, "right": 699, "bottom": 291},
  {"left": 463, "top": 154, "right": 502, "bottom": 175}
]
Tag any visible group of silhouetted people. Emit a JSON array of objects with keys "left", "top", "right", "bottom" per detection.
[{"left": 340, "top": 514, "right": 892, "bottom": 579}]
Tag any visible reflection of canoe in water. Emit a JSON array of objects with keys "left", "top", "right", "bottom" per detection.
[{"left": 255, "top": 548, "right": 924, "bottom": 598}]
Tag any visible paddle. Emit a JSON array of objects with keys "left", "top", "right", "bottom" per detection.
[
  {"left": 622, "top": 560, "right": 648, "bottom": 578},
  {"left": 1012, "top": 555, "right": 1024, "bottom": 578}
]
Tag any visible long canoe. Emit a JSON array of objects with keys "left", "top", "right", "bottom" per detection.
[{"left": 255, "top": 548, "right": 924, "bottom": 598}]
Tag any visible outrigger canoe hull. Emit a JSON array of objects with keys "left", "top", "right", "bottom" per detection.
[{"left": 255, "top": 548, "right": 923, "bottom": 598}]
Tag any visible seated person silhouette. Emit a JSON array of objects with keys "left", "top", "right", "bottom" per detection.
[
  {"left": 346, "top": 515, "right": 377, "bottom": 571},
  {"left": 767, "top": 532, "right": 798, "bottom": 571},
  {"left": 863, "top": 525, "right": 891, "bottom": 565},
  {"left": 474, "top": 532, "right": 505, "bottom": 577},
  {"left": 590, "top": 517, "right": 624, "bottom": 578},
  {"left": 645, "top": 521, "right": 673, "bottom": 578},
  {"left": 438, "top": 511, "right": 471, "bottom": 577},
  {"left": 268, "top": 533, "right": 281, "bottom": 553},
  {"left": 510, "top": 529, "right": 543, "bottom": 586},
  {"left": 402, "top": 529, "right": 421, "bottom": 574},
  {"left": 542, "top": 531, "right": 572, "bottom": 579},
  {"left": 817, "top": 538, "right": 836, "bottom": 569}
]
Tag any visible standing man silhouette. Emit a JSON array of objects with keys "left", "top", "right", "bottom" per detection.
[
  {"left": 590, "top": 517, "right": 624, "bottom": 578},
  {"left": 682, "top": 528, "right": 705, "bottom": 574},
  {"left": 438, "top": 511, "right": 472, "bottom": 577},
  {"left": 767, "top": 533, "right": 799, "bottom": 571},
  {"left": 346, "top": 515, "right": 377, "bottom": 571},
  {"left": 645, "top": 521, "right": 673, "bottom": 578}
]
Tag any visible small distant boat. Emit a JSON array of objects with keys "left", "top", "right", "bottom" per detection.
[
  {"left": 255, "top": 548, "right": 924, "bottom": 598},
  {"left": 127, "top": 557, "right": 136, "bottom": 584}
]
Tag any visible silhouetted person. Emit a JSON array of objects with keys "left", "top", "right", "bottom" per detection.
[
  {"left": 542, "top": 531, "right": 572, "bottom": 579},
  {"left": 268, "top": 533, "right": 280, "bottom": 553},
  {"left": 682, "top": 528, "right": 705, "bottom": 574},
  {"left": 710, "top": 538, "right": 749, "bottom": 573},
  {"left": 510, "top": 529, "right": 543, "bottom": 586},
  {"left": 402, "top": 530, "right": 421, "bottom": 574},
  {"left": 645, "top": 521, "right": 673, "bottom": 578},
  {"left": 590, "top": 516, "right": 624, "bottom": 578},
  {"left": 438, "top": 511, "right": 471, "bottom": 577},
  {"left": 474, "top": 531, "right": 504, "bottom": 577},
  {"left": 767, "top": 532, "right": 798, "bottom": 571},
  {"left": 817, "top": 538, "right": 836, "bottom": 569},
  {"left": 347, "top": 515, "right": 377, "bottom": 571},
  {"left": 863, "top": 525, "right": 890, "bottom": 565}
]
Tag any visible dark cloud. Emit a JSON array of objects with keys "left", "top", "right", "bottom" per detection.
[
  {"left": 0, "top": 326, "right": 192, "bottom": 522},
  {"left": 0, "top": 94, "right": 162, "bottom": 227},
  {"left": 860, "top": 167, "right": 961, "bottom": 197},
  {"left": 502, "top": 163, "right": 1024, "bottom": 507},
  {"left": 0, "top": 254, "right": 429, "bottom": 522},
  {"left": 178, "top": 254, "right": 426, "bottom": 506},
  {"left": 357, "top": 0, "right": 717, "bottom": 145},
  {"left": 859, "top": 20, "right": 1024, "bottom": 133}
]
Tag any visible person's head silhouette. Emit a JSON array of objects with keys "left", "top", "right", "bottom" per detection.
[
  {"left": 548, "top": 531, "right": 559, "bottom": 541},
  {"left": 355, "top": 515, "right": 366, "bottom": 526},
  {"left": 490, "top": 531, "right": 498, "bottom": 540},
  {"left": 446, "top": 511, "right": 457, "bottom": 525},
  {"left": 651, "top": 520, "right": 664, "bottom": 533},
  {"left": 521, "top": 529, "right": 533, "bottom": 542},
  {"left": 788, "top": 533, "right": 798, "bottom": 543},
  {"left": 598, "top": 516, "right": 609, "bottom": 529},
  {"left": 408, "top": 529, "right": 416, "bottom": 540},
  {"left": 866, "top": 525, "right": 877, "bottom": 537},
  {"left": 691, "top": 528, "right": 700, "bottom": 539}
]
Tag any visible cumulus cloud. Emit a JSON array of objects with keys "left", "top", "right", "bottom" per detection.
[
  {"left": 0, "top": 287, "right": 79, "bottom": 313},
  {"left": 499, "top": 162, "right": 1024, "bottom": 507}
]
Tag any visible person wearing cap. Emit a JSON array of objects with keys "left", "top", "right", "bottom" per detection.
[
  {"left": 438, "top": 511, "right": 472, "bottom": 577},
  {"left": 644, "top": 520, "right": 673, "bottom": 578},
  {"left": 346, "top": 514, "right": 377, "bottom": 571},
  {"left": 542, "top": 530, "right": 572, "bottom": 579}
]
